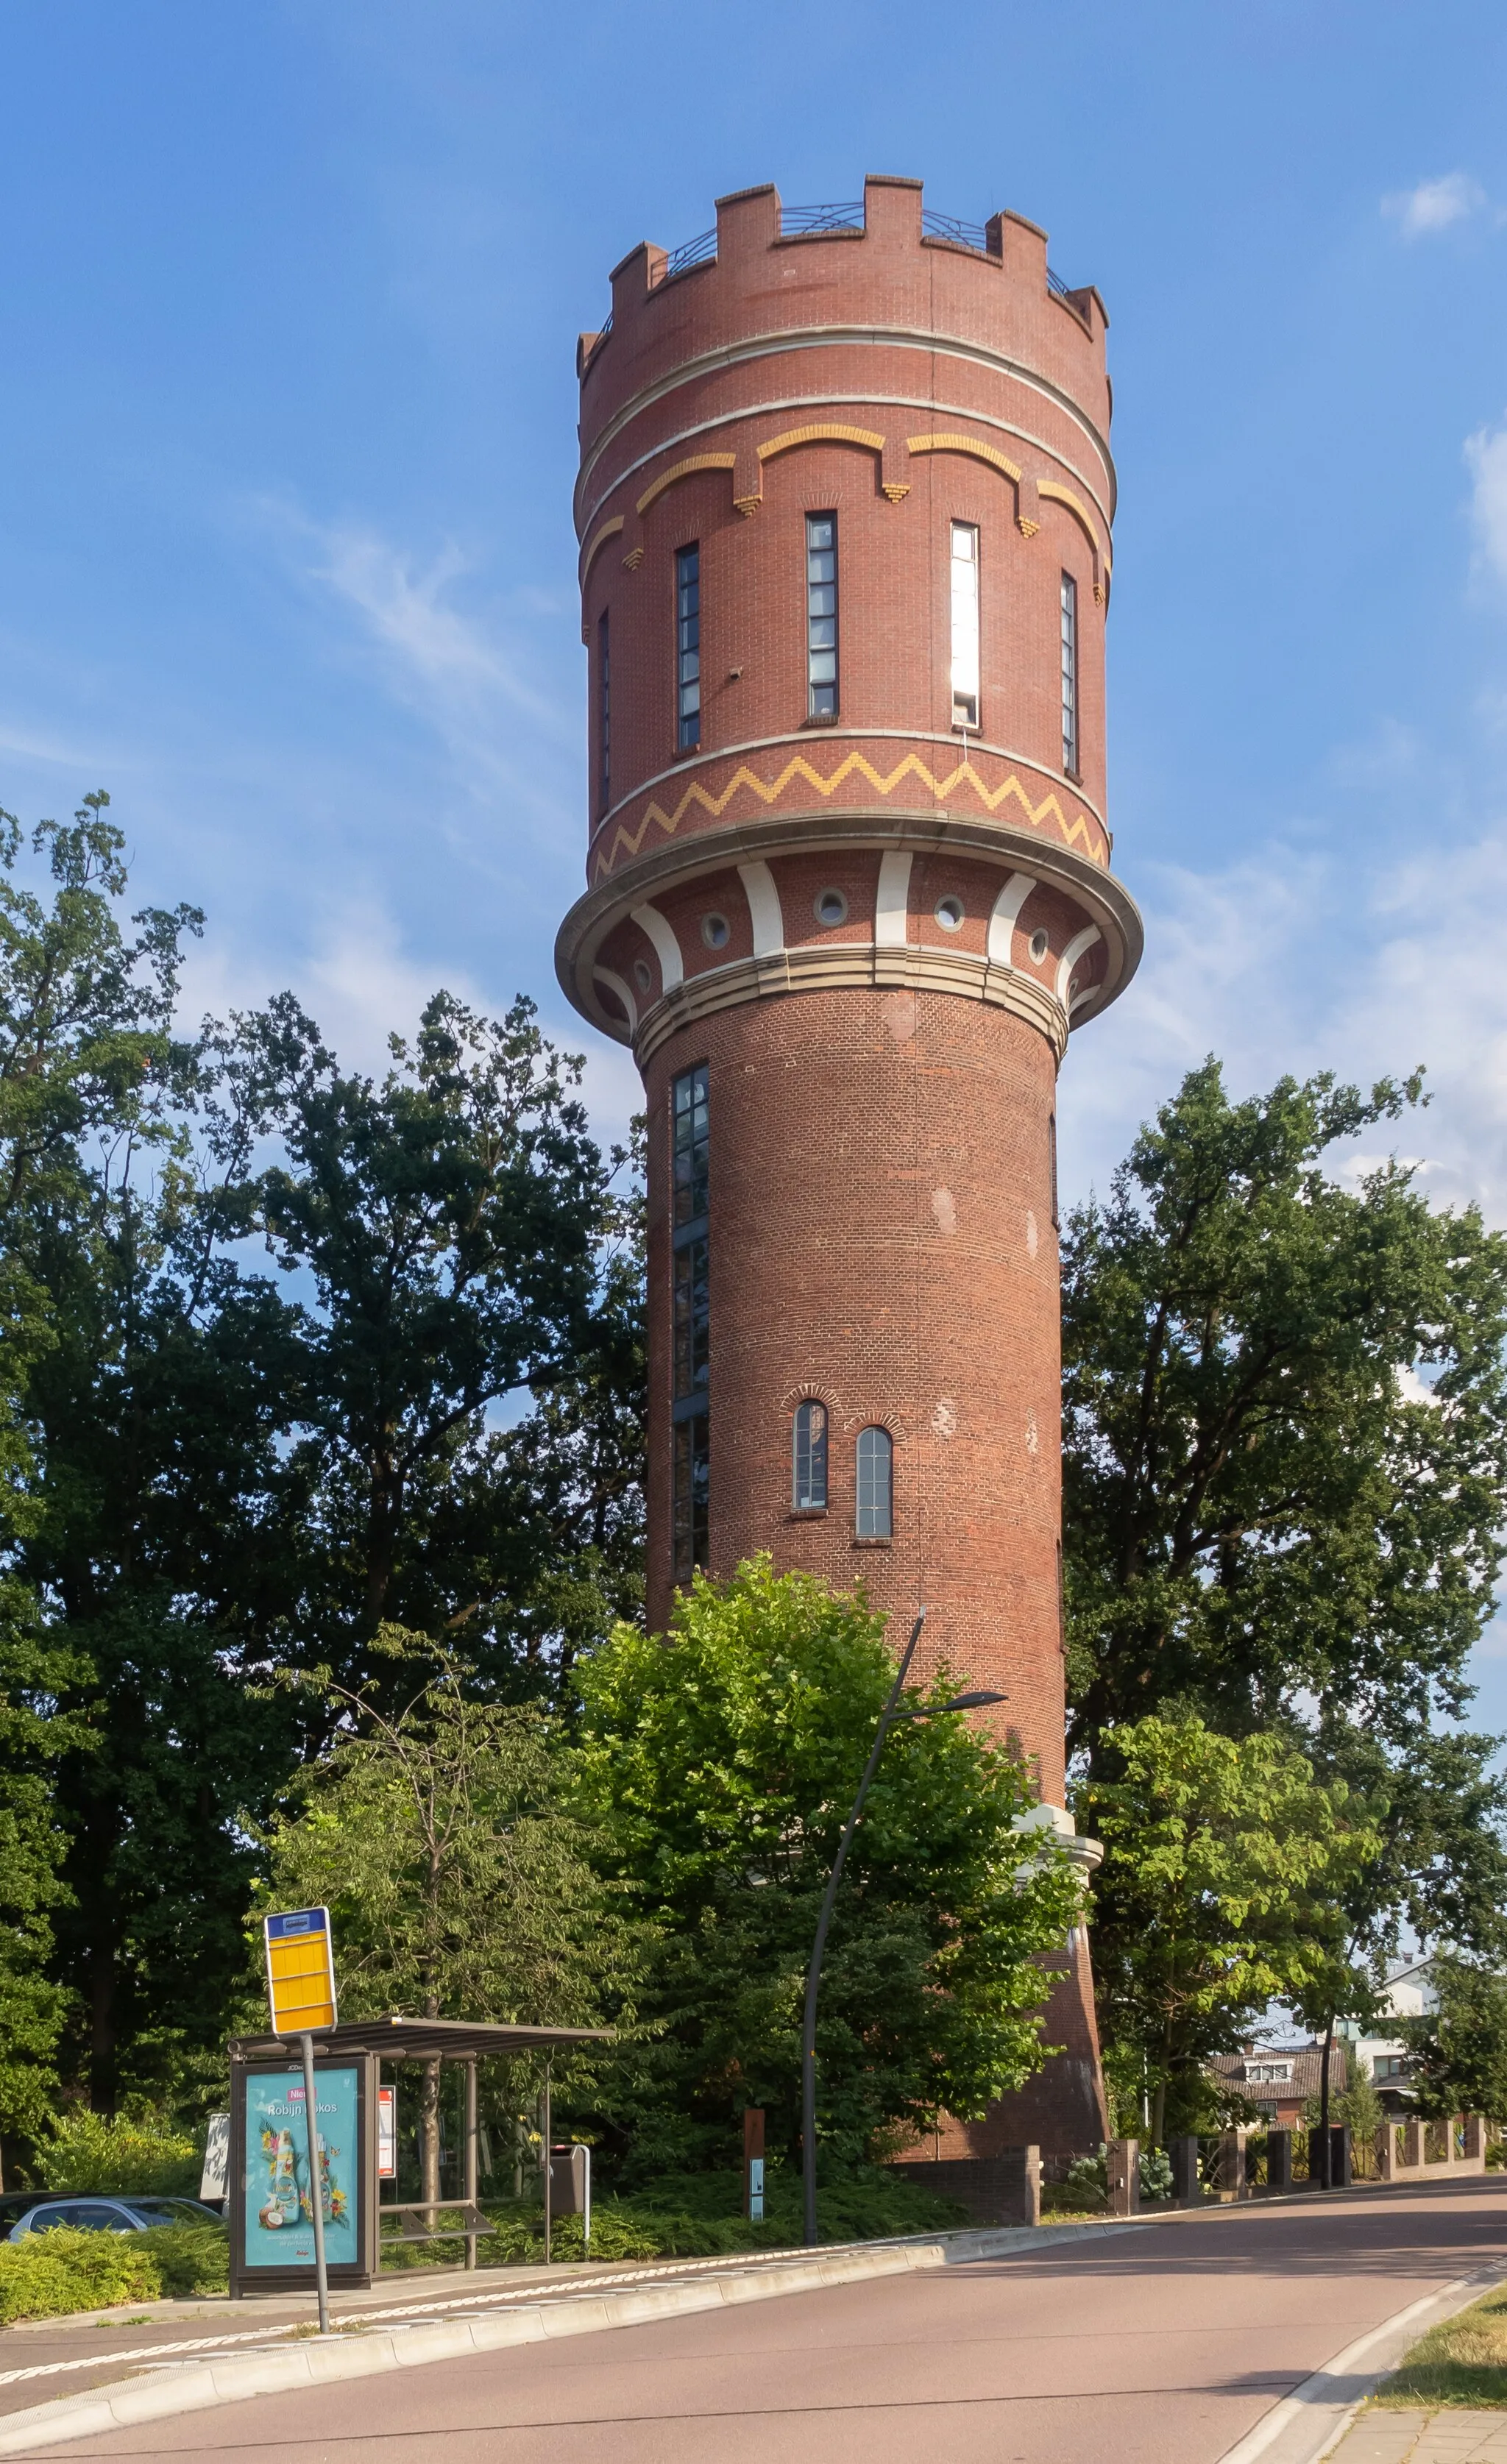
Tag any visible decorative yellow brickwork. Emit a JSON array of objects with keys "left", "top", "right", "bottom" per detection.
[
  {"left": 590, "top": 750, "right": 1106, "bottom": 880},
  {"left": 579, "top": 515, "right": 624, "bottom": 585},
  {"left": 635, "top": 453, "right": 737, "bottom": 517},
  {"left": 756, "top": 422, "right": 886, "bottom": 462},
  {"left": 1037, "top": 480, "right": 1111, "bottom": 597},
  {"left": 906, "top": 432, "right": 1024, "bottom": 483}
]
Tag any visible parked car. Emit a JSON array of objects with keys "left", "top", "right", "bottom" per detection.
[
  {"left": 0, "top": 2193, "right": 54, "bottom": 2232},
  {"left": 7, "top": 2195, "right": 226, "bottom": 2240}
]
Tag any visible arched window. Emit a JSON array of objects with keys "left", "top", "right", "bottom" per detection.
[
  {"left": 856, "top": 1427, "right": 893, "bottom": 1538},
  {"left": 792, "top": 1400, "right": 828, "bottom": 1510}
]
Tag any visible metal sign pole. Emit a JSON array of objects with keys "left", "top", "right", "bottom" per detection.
[
  {"left": 542, "top": 2062, "right": 552, "bottom": 2265},
  {"left": 299, "top": 2032, "right": 330, "bottom": 2335}
]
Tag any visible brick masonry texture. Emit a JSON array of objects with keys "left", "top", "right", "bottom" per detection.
[{"left": 559, "top": 173, "right": 1141, "bottom": 2155}]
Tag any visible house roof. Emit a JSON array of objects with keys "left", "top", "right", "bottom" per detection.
[{"left": 1208, "top": 2047, "right": 1347, "bottom": 2103}]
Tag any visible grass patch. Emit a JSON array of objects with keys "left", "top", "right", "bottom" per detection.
[
  {"left": 1372, "top": 2280, "right": 1507, "bottom": 2408},
  {"left": 377, "top": 2166, "right": 971, "bottom": 2270},
  {"left": 0, "top": 2223, "right": 227, "bottom": 2325}
]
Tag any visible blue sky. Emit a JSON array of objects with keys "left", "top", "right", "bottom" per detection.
[{"left": 3, "top": 1, "right": 1507, "bottom": 1703}]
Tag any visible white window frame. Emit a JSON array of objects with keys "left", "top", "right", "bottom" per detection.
[{"left": 950, "top": 522, "right": 979, "bottom": 729}]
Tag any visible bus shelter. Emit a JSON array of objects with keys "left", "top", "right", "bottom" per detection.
[{"left": 227, "top": 2015, "right": 611, "bottom": 2297}]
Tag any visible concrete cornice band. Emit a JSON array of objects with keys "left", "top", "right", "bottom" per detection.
[
  {"left": 556, "top": 809, "right": 1143, "bottom": 1061},
  {"left": 575, "top": 324, "right": 1117, "bottom": 525},
  {"left": 630, "top": 939, "right": 1076, "bottom": 1068}
]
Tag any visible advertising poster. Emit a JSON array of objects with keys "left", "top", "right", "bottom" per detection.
[{"left": 241, "top": 2067, "right": 360, "bottom": 2270}]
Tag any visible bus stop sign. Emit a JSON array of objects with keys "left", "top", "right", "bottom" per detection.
[{"left": 263, "top": 1907, "right": 337, "bottom": 2037}]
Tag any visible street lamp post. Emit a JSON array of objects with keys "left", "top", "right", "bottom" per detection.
[{"left": 800, "top": 1608, "right": 1007, "bottom": 2248}]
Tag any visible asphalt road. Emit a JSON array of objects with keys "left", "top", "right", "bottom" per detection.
[{"left": 18, "top": 2178, "right": 1507, "bottom": 2464}]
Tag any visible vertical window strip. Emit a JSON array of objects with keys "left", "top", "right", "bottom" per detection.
[
  {"left": 672, "top": 1063, "right": 709, "bottom": 1230},
  {"left": 671, "top": 1062, "right": 711, "bottom": 1583},
  {"left": 673, "top": 1413, "right": 709, "bottom": 1583},
  {"left": 676, "top": 545, "right": 701, "bottom": 750},
  {"left": 598, "top": 610, "right": 611, "bottom": 816},
  {"left": 673, "top": 1238, "right": 709, "bottom": 1400},
  {"left": 1060, "top": 571, "right": 1079, "bottom": 776},
  {"left": 792, "top": 1400, "right": 829, "bottom": 1510},
  {"left": 856, "top": 1426, "right": 893, "bottom": 1538},
  {"left": 950, "top": 523, "right": 979, "bottom": 728},
  {"left": 806, "top": 514, "right": 837, "bottom": 717}
]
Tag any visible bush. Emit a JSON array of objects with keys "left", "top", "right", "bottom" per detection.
[
  {"left": 36, "top": 2110, "right": 201, "bottom": 2197},
  {"left": 377, "top": 2164, "right": 970, "bottom": 2270},
  {"left": 0, "top": 2223, "right": 227, "bottom": 2323}
]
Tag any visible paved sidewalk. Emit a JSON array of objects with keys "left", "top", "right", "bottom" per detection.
[{"left": 1334, "top": 2414, "right": 1507, "bottom": 2462}]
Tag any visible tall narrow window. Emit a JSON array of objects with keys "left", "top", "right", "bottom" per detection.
[
  {"left": 676, "top": 544, "right": 701, "bottom": 751},
  {"left": 671, "top": 1062, "right": 711, "bottom": 1585},
  {"left": 673, "top": 1413, "right": 709, "bottom": 1583},
  {"left": 806, "top": 513, "right": 838, "bottom": 717},
  {"left": 792, "top": 1401, "right": 829, "bottom": 1510},
  {"left": 673, "top": 1238, "right": 709, "bottom": 1400},
  {"left": 597, "top": 610, "right": 611, "bottom": 817},
  {"left": 1049, "top": 1111, "right": 1059, "bottom": 1230},
  {"left": 856, "top": 1426, "right": 893, "bottom": 1538},
  {"left": 1060, "top": 570, "right": 1079, "bottom": 776},
  {"left": 950, "top": 523, "right": 979, "bottom": 728},
  {"left": 673, "top": 1062, "right": 709, "bottom": 1230}
]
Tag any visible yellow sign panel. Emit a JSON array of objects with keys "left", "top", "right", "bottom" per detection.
[{"left": 263, "top": 1906, "right": 337, "bottom": 2036}]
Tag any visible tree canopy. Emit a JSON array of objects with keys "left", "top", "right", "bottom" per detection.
[
  {"left": 570, "top": 1559, "right": 1081, "bottom": 2176},
  {"left": 1063, "top": 1059, "right": 1507, "bottom": 1990}
]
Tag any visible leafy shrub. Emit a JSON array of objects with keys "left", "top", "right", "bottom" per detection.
[
  {"left": 1053, "top": 2145, "right": 1173, "bottom": 2211},
  {"left": 36, "top": 2110, "right": 201, "bottom": 2197},
  {"left": 0, "top": 2222, "right": 226, "bottom": 2323},
  {"left": 377, "top": 2163, "right": 969, "bottom": 2270}
]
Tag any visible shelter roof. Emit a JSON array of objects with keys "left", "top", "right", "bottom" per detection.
[{"left": 230, "top": 2017, "right": 611, "bottom": 2064}]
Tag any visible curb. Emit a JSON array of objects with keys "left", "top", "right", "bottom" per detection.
[
  {"left": 1215, "top": 2256, "right": 1507, "bottom": 2464},
  {"left": 0, "top": 2220, "right": 1138, "bottom": 2456}
]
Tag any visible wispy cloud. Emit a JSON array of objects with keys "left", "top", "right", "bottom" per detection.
[
  {"left": 246, "top": 497, "right": 578, "bottom": 834},
  {"left": 1383, "top": 171, "right": 1486, "bottom": 237},
  {"left": 1467, "top": 419, "right": 1507, "bottom": 583}
]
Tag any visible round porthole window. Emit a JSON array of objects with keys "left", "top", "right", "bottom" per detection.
[
  {"left": 1029, "top": 927, "right": 1050, "bottom": 964},
  {"left": 701, "top": 912, "right": 731, "bottom": 951},
  {"left": 633, "top": 958, "right": 653, "bottom": 995},
  {"left": 935, "top": 895, "right": 965, "bottom": 932},
  {"left": 815, "top": 887, "right": 848, "bottom": 927}
]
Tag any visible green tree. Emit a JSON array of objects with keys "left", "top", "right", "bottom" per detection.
[
  {"left": 571, "top": 1560, "right": 1081, "bottom": 2179},
  {"left": 1077, "top": 1714, "right": 1379, "bottom": 2141},
  {"left": 1403, "top": 1954, "right": 1507, "bottom": 2121},
  {"left": 221, "top": 991, "right": 644, "bottom": 1705},
  {"left": 261, "top": 1627, "right": 644, "bottom": 2204},
  {"left": 0, "top": 795, "right": 215, "bottom": 2123},
  {"left": 1062, "top": 1060, "right": 1507, "bottom": 1964}
]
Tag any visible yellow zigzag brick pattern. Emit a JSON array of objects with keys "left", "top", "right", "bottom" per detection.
[{"left": 591, "top": 750, "right": 1107, "bottom": 880}]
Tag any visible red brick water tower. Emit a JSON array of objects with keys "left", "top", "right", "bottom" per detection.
[{"left": 557, "top": 177, "right": 1142, "bottom": 2153}]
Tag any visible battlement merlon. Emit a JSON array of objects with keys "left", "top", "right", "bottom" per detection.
[{"left": 575, "top": 174, "right": 1111, "bottom": 491}]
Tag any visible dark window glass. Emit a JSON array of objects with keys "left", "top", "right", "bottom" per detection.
[
  {"left": 672, "top": 1064, "right": 709, "bottom": 1231},
  {"left": 673, "top": 1412, "right": 710, "bottom": 1582},
  {"left": 674, "top": 1238, "right": 710, "bottom": 1399},
  {"left": 676, "top": 544, "right": 701, "bottom": 750},
  {"left": 792, "top": 1400, "right": 829, "bottom": 1510},
  {"left": 598, "top": 609, "right": 611, "bottom": 815},
  {"left": 806, "top": 513, "right": 837, "bottom": 717},
  {"left": 1060, "top": 571, "right": 1079, "bottom": 776},
  {"left": 856, "top": 1426, "right": 893, "bottom": 1538},
  {"left": 1049, "top": 1112, "right": 1059, "bottom": 1230},
  {"left": 671, "top": 1065, "right": 710, "bottom": 1585}
]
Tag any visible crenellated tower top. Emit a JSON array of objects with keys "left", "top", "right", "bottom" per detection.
[{"left": 557, "top": 173, "right": 1138, "bottom": 1065}]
